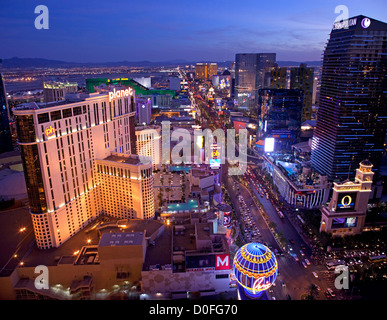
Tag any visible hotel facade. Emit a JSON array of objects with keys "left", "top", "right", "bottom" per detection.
[{"left": 14, "top": 88, "right": 155, "bottom": 250}]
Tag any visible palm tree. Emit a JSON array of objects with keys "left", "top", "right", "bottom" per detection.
[{"left": 305, "top": 284, "right": 319, "bottom": 300}]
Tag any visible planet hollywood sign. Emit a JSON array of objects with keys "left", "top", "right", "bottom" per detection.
[{"left": 108, "top": 87, "right": 134, "bottom": 102}]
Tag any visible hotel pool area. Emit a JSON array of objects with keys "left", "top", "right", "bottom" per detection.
[
  {"left": 170, "top": 166, "right": 191, "bottom": 173},
  {"left": 166, "top": 199, "right": 199, "bottom": 212},
  {"left": 277, "top": 161, "right": 298, "bottom": 176}
]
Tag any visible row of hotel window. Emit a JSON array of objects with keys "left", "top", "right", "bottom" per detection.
[{"left": 37, "top": 98, "right": 134, "bottom": 125}]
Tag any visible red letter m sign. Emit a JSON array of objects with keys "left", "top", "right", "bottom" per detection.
[{"left": 215, "top": 254, "right": 230, "bottom": 270}]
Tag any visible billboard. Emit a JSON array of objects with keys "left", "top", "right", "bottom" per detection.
[
  {"left": 336, "top": 192, "right": 357, "bottom": 211},
  {"left": 223, "top": 211, "right": 232, "bottom": 229},
  {"left": 264, "top": 137, "right": 275, "bottom": 153},
  {"left": 185, "top": 254, "right": 230, "bottom": 271},
  {"left": 210, "top": 144, "right": 221, "bottom": 168},
  {"left": 210, "top": 158, "right": 221, "bottom": 168},
  {"left": 186, "top": 255, "right": 215, "bottom": 271},
  {"left": 331, "top": 217, "right": 358, "bottom": 229}
]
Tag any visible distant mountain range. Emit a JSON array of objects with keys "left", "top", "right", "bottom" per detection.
[{"left": 0, "top": 57, "right": 321, "bottom": 69}]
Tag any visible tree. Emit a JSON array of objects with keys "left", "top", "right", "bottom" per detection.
[
  {"left": 268, "top": 221, "right": 277, "bottom": 230},
  {"left": 305, "top": 284, "right": 319, "bottom": 300}
]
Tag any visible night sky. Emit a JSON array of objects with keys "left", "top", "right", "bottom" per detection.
[{"left": 1, "top": 0, "right": 386, "bottom": 63}]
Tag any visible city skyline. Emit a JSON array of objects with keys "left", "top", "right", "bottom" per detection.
[
  {"left": 1, "top": 1, "right": 386, "bottom": 304},
  {"left": 1, "top": 0, "right": 387, "bottom": 63}
]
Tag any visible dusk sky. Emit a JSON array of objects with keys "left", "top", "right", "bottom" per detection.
[{"left": 1, "top": 0, "right": 386, "bottom": 63}]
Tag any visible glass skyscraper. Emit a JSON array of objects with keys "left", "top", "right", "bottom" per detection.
[
  {"left": 257, "top": 89, "right": 303, "bottom": 151},
  {"left": 235, "top": 53, "right": 276, "bottom": 111},
  {"left": 311, "top": 16, "right": 387, "bottom": 181},
  {"left": 0, "top": 73, "right": 13, "bottom": 153},
  {"left": 290, "top": 64, "right": 314, "bottom": 122},
  {"left": 269, "top": 64, "right": 314, "bottom": 122}
]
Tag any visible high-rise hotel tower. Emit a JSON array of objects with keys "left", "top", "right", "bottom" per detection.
[
  {"left": 311, "top": 16, "right": 387, "bottom": 181},
  {"left": 14, "top": 87, "right": 155, "bottom": 249}
]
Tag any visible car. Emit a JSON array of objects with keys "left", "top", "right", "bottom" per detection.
[
  {"left": 300, "top": 250, "right": 305, "bottom": 256},
  {"left": 289, "top": 239, "right": 295, "bottom": 244},
  {"left": 305, "top": 259, "right": 311, "bottom": 265},
  {"left": 327, "top": 288, "right": 335, "bottom": 298},
  {"left": 302, "top": 261, "right": 307, "bottom": 268},
  {"left": 312, "top": 272, "right": 318, "bottom": 278},
  {"left": 291, "top": 253, "right": 299, "bottom": 261},
  {"left": 271, "top": 296, "right": 276, "bottom": 300},
  {"left": 280, "top": 280, "right": 286, "bottom": 287}
]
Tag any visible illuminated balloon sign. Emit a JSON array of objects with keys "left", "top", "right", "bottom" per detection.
[{"left": 233, "top": 243, "right": 278, "bottom": 298}]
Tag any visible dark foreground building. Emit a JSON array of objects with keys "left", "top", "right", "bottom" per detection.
[
  {"left": 311, "top": 16, "right": 387, "bottom": 181},
  {"left": 258, "top": 89, "right": 303, "bottom": 152},
  {"left": 0, "top": 73, "right": 13, "bottom": 153}
]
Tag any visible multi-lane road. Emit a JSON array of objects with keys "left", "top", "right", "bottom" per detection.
[
  {"left": 185, "top": 72, "right": 339, "bottom": 300},
  {"left": 222, "top": 163, "right": 337, "bottom": 300}
]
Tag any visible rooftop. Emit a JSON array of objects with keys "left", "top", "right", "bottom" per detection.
[
  {"left": 96, "top": 218, "right": 164, "bottom": 238},
  {"left": 142, "top": 227, "right": 172, "bottom": 270},
  {"left": 103, "top": 153, "right": 145, "bottom": 165},
  {"left": 99, "top": 232, "right": 144, "bottom": 247},
  {"left": 13, "top": 92, "right": 103, "bottom": 111}
]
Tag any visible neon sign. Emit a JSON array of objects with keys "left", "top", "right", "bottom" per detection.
[
  {"left": 108, "top": 87, "right": 134, "bottom": 102},
  {"left": 252, "top": 277, "right": 272, "bottom": 294},
  {"left": 341, "top": 195, "right": 352, "bottom": 209},
  {"left": 44, "top": 125, "right": 55, "bottom": 138}
]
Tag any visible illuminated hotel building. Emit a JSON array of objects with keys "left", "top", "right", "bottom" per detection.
[
  {"left": 269, "top": 64, "right": 314, "bottom": 122},
  {"left": 320, "top": 160, "right": 374, "bottom": 236},
  {"left": 235, "top": 53, "right": 276, "bottom": 110},
  {"left": 43, "top": 81, "right": 78, "bottom": 103},
  {"left": 290, "top": 64, "right": 314, "bottom": 122},
  {"left": 13, "top": 87, "right": 152, "bottom": 249},
  {"left": 311, "top": 16, "right": 387, "bottom": 181},
  {"left": 195, "top": 63, "right": 218, "bottom": 80},
  {"left": 135, "top": 125, "right": 162, "bottom": 170},
  {"left": 135, "top": 96, "right": 152, "bottom": 125},
  {"left": 96, "top": 153, "right": 155, "bottom": 220}
]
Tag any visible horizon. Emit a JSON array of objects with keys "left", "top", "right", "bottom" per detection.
[
  {"left": 1, "top": 0, "right": 386, "bottom": 63},
  {"left": 1, "top": 56, "right": 324, "bottom": 64}
]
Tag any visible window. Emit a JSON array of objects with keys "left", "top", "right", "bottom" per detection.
[
  {"left": 38, "top": 113, "right": 50, "bottom": 124},
  {"left": 73, "top": 106, "right": 82, "bottom": 116},
  {"left": 62, "top": 108, "right": 73, "bottom": 118},
  {"left": 50, "top": 110, "right": 61, "bottom": 121}
]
